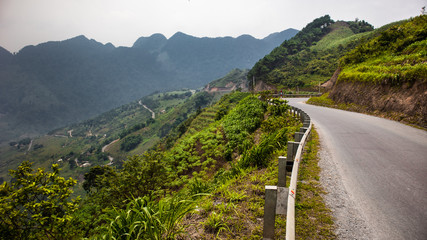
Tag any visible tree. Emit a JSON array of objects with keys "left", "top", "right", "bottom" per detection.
[
  {"left": 0, "top": 161, "right": 80, "bottom": 240},
  {"left": 118, "top": 151, "right": 169, "bottom": 199},
  {"left": 83, "top": 165, "right": 117, "bottom": 194},
  {"left": 120, "top": 135, "right": 142, "bottom": 151}
]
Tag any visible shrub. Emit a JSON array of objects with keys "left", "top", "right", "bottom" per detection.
[{"left": 120, "top": 135, "right": 142, "bottom": 151}]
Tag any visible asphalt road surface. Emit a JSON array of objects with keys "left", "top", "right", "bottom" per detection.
[{"left": 286, "top": 98, "right": 427, "bottom": 240}]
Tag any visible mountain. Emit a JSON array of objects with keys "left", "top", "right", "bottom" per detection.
[{"left": 0, "top": 29, "right": 298, "bottom": 144}]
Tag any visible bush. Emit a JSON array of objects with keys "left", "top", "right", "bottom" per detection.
[{"left": 120, "top": 135, "right": 142, "bottom": 151}]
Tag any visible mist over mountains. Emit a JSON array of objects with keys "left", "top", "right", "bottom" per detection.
[{"left": 0, "top": 29, "right": 298, "bottom": 143}]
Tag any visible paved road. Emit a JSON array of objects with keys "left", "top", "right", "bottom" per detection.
[{"left": 286, "top": 98, "right": 427, "bottom": 240}]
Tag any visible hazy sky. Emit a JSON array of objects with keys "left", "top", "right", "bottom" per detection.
[{"left": 0, "top": 0, "right": 425, "bottom": 53}]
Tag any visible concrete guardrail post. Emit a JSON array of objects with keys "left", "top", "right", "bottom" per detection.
[
  {"left": 287, "top": 141, "right": 299, "bottom": 172},
  {"left": 278, "top": 156, "right": 287, "bottom": 187},
  {"left": 277, "top": 157, "right": 289, "bottom": 215},
  {"left": 303, "top": 120, "right": 310, "bottom": 128},
  {"left": 295, "top": 132, "right": 304, "bottom": 142},
  {"left": 276, "top": 186, "right": 288, "bottom": 215},
  {"left": 263, "top": 186, "right": 278, "bottom": 240}
]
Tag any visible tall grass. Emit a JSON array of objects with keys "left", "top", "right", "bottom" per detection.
[{"left": 96, "top": 195, "right": 196, "bottom": 240}]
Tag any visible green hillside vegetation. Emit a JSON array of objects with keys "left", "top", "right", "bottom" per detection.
[
  {"left": 338, "top": 15, "right": 427, "bottom": 84},
  {"left": 248, "top": 15, "right": 374, "bottom": 90},
  {"left": 0, "top": 89, "right": 219, "bottom": 189},
  {"left": 0, "top": 91, "right": 335, "bottom": 239}
]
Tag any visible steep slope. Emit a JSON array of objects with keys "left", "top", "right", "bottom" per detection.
[
  {"left": 0, "top": 29, "right": 297, "bottom": 144},
  {"left": 328, "top": 15, "right": 427, "bottom": 127},
  {"left": 248, "top": 15, "right": 374, "bottom": 90}
]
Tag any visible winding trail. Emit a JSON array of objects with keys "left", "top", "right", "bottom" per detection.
[
  {"left": 286, "top": 98, "right": 427, "bottom": 240},
  {"left": 101, "top": 138, "right": 119, "bottom": 166},
  {"left": 139, "top": 100, "right": 155, "bottom": 119},
  {"left": 102, "top": 139, "right": 119, "bottom": 153}
]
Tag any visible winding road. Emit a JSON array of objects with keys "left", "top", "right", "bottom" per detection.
[{"left": 286, "top": 98, "right": 427, "bottom": 240}]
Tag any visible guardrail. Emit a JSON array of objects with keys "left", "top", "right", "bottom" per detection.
[{"left": 263, "top": 105, "right": 312, "bottom": 240}]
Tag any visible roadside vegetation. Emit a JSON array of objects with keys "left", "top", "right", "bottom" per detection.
[
  {"left": 0, "top": 91, "right": 335, "bottom": 239},
  {"left": 0, "top": 89, "right": 218, "bottom": 193}
]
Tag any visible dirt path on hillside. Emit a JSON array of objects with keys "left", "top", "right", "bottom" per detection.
[
  {"left": 102, "top": 139, "right": 119, "bottom": 153},
  {"left": 139, "top": 100, "right": 155, "bottom": 119}
]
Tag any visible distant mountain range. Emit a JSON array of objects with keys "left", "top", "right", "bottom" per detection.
[{"left": 0, "top": 29, "right": 298, "bottom": 143}]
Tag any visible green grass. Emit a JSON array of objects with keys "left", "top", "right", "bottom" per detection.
[
  {"left": 311, "top": 22, "right": 363, "bottom": 50},
  {"left": 295, "top": 127, "right": 336, "bottom": 239}
]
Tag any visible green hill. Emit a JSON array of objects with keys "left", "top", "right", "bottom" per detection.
[
  {"left": 0, "top": 89, "right": 219, "bottom": 187},
  {"left": 248, "top": 15, "right": 374, "bottom": 91}
]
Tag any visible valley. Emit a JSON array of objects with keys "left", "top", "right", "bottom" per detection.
[{"left": 0, "top": 29, "right": 298, "bottom": 144}]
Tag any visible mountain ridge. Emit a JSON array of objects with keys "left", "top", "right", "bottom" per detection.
[{"left": 0, "top": 28, "right": 298, "bottom": 144}]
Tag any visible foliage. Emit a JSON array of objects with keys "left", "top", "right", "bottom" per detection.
[
  {"left": 222, "top": 95, "right": 267, "bottom": 156},
  {"left": 347, "top": 19, "right": 374, "bottom": 34},
  {"left": 120, "top": 135, "right": 142, "bottom": 151},
  {"left": 119, "top": 151, "right": 168, "bottom": 199},
  {"left": 83, "top": 166, "right": 118, "bottom": 194},
  {"left": 306, "top": 93, "right": 336, "bottom": 107},
  {"left": 118, "top": 123, "right": 146, "bottom": 139},
  {"left": 338, "top": 15, "right": 427, "bottom": 85},
  {"left": 0, "top": 161, "right": 80, "bottom": 240},
  {"left": 203, "top": 211, "right": 231, "bottom": 237},
  {"left": 239, "top": 128, "right": 288, "bottom": 168},
  {"left": 268, "top": 98, "right": 291, "bottom": 116},
  {"left": 96, "top": 195, "right": 196, "bottom": 240}
]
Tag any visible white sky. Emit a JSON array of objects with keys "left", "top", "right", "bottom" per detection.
[{"left": 0, "top": 0, "right": 425, "bottom": 53}]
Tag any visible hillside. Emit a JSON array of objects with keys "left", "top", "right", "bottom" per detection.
[
  {"left": 0, "top": 29, "right": 298, "bottom": 144},
  {"left": 0, "top": 88, "right": 223, "bottom": 185},
  {"left": 1, "top": 90, "right": 336, "bottom": 239},
  {"left": 316, "top": 15, "right": 427, "bottom": 127},
  {"left": 248, "top": 15, "right": 374, "bottom": 91},
  {"left": 204, "top": 68, "right": 249, "bottom": 92}
]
